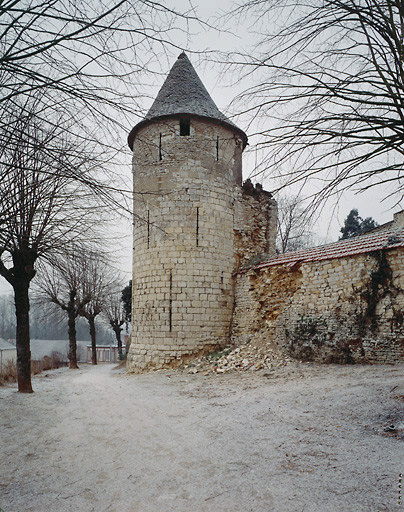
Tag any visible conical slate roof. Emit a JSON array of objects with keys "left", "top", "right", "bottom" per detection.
[{"left": 128, "top": 53, "right": 247, "bottom": 149}]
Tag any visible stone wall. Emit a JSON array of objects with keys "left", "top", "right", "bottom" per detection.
[
  {"left": 128, "top": 117, "right": 239, "bottom": 371},
  {"left": 128, "top": 117, "right": 278, "bottom": 373},
  {"left": 232, "top": 248, "right": 404, "bottom": 363},
  {"left": 233, "top": 180, "right": 277, "bottom": 268}
]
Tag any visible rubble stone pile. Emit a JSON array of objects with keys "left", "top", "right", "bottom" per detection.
[{"left": 183, "top": 341, "right": 292, "bottom": 374}]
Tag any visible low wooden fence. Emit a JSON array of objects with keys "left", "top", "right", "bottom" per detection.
[{"left": 86, "top": 345, "right": 125, "bottom": 364}]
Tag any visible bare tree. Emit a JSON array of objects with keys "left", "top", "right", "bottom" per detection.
[
  {"left": 104, "top": 296, "right": 126, "bottom": 360},
  {"left": 0, "top": 1, "right": 200, "bottom": 120},
  {"left": 229, "top": 0, "right": 404, "bottom": 204},
  {"left": 0, "top": 104, "right": 103, "bottom": 391},
  {"left": 0, "top": 2, "right": 204, "bottom": 224},
  {"left": 277, "top": 195, "right": 314, "bottom": 253},
  {"left": 79, "top": 255, "right": 116, "bottom": 365},
  {"left": 37, "top": 253, "right": 92, "bottom": 369}
]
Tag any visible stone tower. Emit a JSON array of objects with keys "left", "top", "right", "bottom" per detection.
[{"left": 127, "top": 53, "right": 276, "bottom": 372}]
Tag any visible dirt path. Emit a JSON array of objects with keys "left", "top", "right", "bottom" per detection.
[{"left": 1, "top": 363, "right": 403, "bottom": 512}]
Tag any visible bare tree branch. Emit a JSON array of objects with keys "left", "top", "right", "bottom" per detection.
[
  {"left": 276, "top": 194, "right": 315, "bottom": 253},
  {"left": 0, "top": 102, "right": 110, "bottom": 390},
  {"left": 36, "top": 251, "right": 94, "bottom": 369},
  {"left": 227, "top": 0, "right": 404, "bottom": 203},
  {"left": 104, "top": 293, "right": 126, "bottom": 359},
  {"left": 78, "top": 253, "right": 118, "bottom": 365}
]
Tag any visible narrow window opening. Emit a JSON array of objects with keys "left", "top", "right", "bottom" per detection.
[
  {"left": 147, "top": 210, "right": 150, "bottom": 249},
  {"left": 169, "top": 270, "right": 173, "bottom": 332},
  {"left": 216, "top": 136, "right": 219, "bottom": 161},
  {"left": 159, "top": 133, "right": 162, "bottom": 161},
  {"left": 180, "top": 117, "right": 190, "bottom": 136},
  {"left": 196, "top": 207, "right": 199, "bottom": 247}
]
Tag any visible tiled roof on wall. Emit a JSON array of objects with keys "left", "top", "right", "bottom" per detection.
[
  {"left": 128, "top": 53, "right": 247, "bottom": 149},
  {"left": 255, "top": 227, "right": 404, "bottom": 269}
]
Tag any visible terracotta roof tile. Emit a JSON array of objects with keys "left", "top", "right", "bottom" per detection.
[{"left": 255, "top": 227, "right": 404, "bottom": 269}]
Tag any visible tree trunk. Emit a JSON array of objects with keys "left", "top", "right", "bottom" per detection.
[
  {"left": 14, "top": 278, "right": 33, "bottom": 393},
  {"left": 88, "top": 315, "right": 97, "bottom": 365},
  {"left": 114, "top": 326, "right": 123, "bottom": 359},
  {"left": 68, "top": 311, "right": 79, "bottom": 369}
]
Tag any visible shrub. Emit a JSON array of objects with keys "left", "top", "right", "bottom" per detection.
[
  {"left": 0, "top": 352, "right": 63, "bottom": 386},
  {"left": 0, "top": 360, "right": 17, "bottom": 386}
]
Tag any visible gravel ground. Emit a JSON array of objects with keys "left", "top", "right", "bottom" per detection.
[{"left": 0, "top": 363, "right": 403, "bottom": 512}]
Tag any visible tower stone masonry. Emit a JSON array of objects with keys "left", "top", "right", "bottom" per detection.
[{"left": 127, "top": 53, "right": 277, "bottom": 372}]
